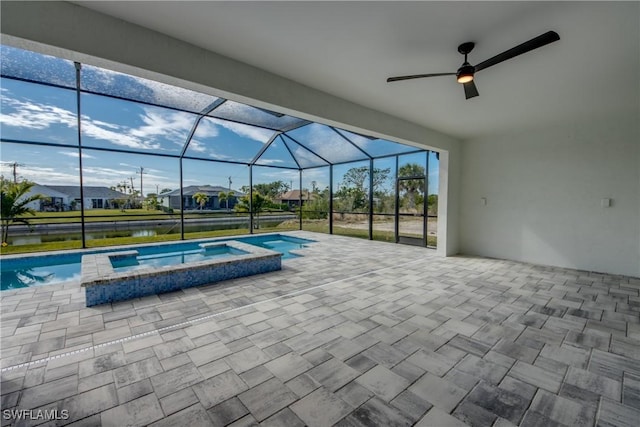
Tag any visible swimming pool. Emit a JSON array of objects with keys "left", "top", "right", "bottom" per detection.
[
  {"left": 110, "top": 246, "right": 250, "bottom": 273},
  {"left": 0, "top": 234, "right": 314, "bottom": 291}
]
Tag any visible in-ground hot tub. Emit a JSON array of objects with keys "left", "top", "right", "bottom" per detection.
[{"left": 81, "top": 240, "right": 281, "bottom": 306}]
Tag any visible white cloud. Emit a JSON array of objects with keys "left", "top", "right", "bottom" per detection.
[
  {"left": 256, "top": 158, "right": 284, "bottom": 165},
  {"left": 210, "top": 117, "right": 274, "bottom": 143},
  {"left": 57, "top": 151, "right": 96, "bottom": 159},
  {"left": 0, "top": 97, "right": 76, "bottom": 130}
]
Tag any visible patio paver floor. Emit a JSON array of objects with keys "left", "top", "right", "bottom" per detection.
[{"left": 1, "top": 231, "right": 639, "bottom": 426}]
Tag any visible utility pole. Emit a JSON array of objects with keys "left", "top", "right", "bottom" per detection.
[
  {"left": 228, "top": 176, "right": 232, "bottom": 210},
  {"left": 129, "top": 176, "right": 135, "bottom": 194},
  {"left": 137, "top": 167, "right": 147, "bottom": 197},
  {"left": 8, "top": 162, "right": 23, "bottom": 183}
]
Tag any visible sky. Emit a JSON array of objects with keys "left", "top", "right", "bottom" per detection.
[{"left": 0, "top": 45, "right": 439, "bottom": 197}]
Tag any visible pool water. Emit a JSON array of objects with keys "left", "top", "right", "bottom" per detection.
[
  {"left": 111, "top": 246, "right": 248, "bottom": 273},
  {"left": 0, "top": 234, "right": 314, "bottom": 290}
]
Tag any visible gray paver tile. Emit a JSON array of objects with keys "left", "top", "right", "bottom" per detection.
[
  {"left": 159, "top": 387, "right": 199, "bottom": 417},
  {"left": 390, "top": 390, "right": 433, "bottom": 423},
  {"left": 151, "top": 362, "right": 204, "bottom": 398},
  {"left": 77, "top": 350, "right": 126, "bottom": 379},
  {"left": 237, "top": 377, "right": 297, "bottom": 421},
  {"left": 207, "top": 397, "right": 249, "bottom": 426},
  {"left": 361, "top": 342, "right": 406, "bottom": 368},
  {"left": 19, "top": 374, "right": 78, "bottom": 409},
  {"left": 564, "top": 366, "right": 621, "bottom": 401},
  {"left": 335, "top": 381, "right": 374, "bottom": 408},
  {"left": 113, "top": 357, "right": 163, "bottom": 388},
  {"left": 447, "top": 334, "right": 492, "bottom": 357},
  {"left": 622, "top": 373, "right": 640, "bottom": 408},
  {"left": 408, "top": 372, "right": 466, "bottom": 413},
  {"left": 508, "top": 360, "right": 562, "bottom": 393},
  {"left": 405, "top": 349, "right": 457, "bottom": 377},
  {"left": 116, "top": 378, "right": 153, "bottom": 404},
  {"left": 596, "top": 397, "right": 640, "bottom": 427},
  {"left": 227, "top": 414, "right": 258, "bottom": 427},
  {"left": 466, "top": 381, "right": 530, "bottom": 424},
  {"left": 340, "top": 396, "right": 412, "bottom": 427},
  {"left": 355, "top": 365, "right": 410, "bottom": 402},
  {"left": 264, "top": 352, "right": 313, "bottom": 382},
  {"left": 225, "top": 346, "right": 271, "bottom": 374},
  {"left": 100, "top": 393, "right": 164, "bottom": 427},
  {"left": 192, "top": 370, "right": 249, "bottom": 409},
  {"left": 589, "top": 348, "right": 640, "bottom": 381},
  {"left": 290, "top": 386, "right": 353, "bottom": 427},
  {"left": 239, "top": 365, "right": 273, "bottom": 388},
  {"left": 453, "top": 399, "right": 498, "bottom": 427},
  {"left": 539, "top": 344, "right": 590, "bottom": 368},
  {"left": 415, "top": 407, "right": 469, "bottom": 427},
  {"left": 308, "top": 357, "right": 360, "bottom": 392},
  {"left": 285, "top": 372, "right": 321, "bottom": 398},
  {"left": 261, "top": 408, "right": 305, "bottom": 427},
  {"left": 456, "top": 354, "right": 508, "bottom": 385},
  {"left": 187, "top": 340, "right": 231, "bottom": 367},
  {"left": 529, "top": 389, "right": 596, "bottom": 426},
  {"left": 60, "top": 383, "right": 119, "bottom": 424},
  {"left": 149, "top": 403, "right": 212, "bottom": 427}
]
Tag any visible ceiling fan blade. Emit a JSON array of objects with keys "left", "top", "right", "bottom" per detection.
[
  {"left": 387, "top": 72, "right": 455, "bottom": 82},
  {"left": 474, "top": 31, "right": 560, "bottom": 73},
  {"left": 463, "top": 81, "right": 479, "bottom": 99}
]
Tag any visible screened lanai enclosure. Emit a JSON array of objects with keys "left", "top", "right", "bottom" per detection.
[{"left": 0, "top": 45, "right": 439, "bottom": 253}]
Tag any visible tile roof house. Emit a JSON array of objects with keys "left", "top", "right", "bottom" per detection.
[
  {"left": 274, "top": 190, "right": 315, "bottom": 208},
  {"left": 160, "top": 185, "right": 243, "bottom": 210},
  {"left": 25, "top": 185, "right": 130, "bottom": 210}
]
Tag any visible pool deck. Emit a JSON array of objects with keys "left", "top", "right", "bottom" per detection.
[{"left": 1, "top": 231, "right": 639, "bottom": 426}]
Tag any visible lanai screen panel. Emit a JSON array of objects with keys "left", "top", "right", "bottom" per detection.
[
  {"left": 1, "top": 45, "right": 76, "bottom": 88},
  {"left": 0, "top": 78, "right": 78, "bottom": 145},
  {"left": 335, "top": 129, "right": 419, "bottom": 158},
  {"left": 209, "top": 100, "right": 309, "bottom": 131},
  {"left": 253, "top": 136, "right": 300, "bottom": 169},
  {"left": 286, "top": 123, "right": 370, "bottom": 164},
  {"left": 281, "top": 136, "right": 329, "bottom": 168},
  {"left": 81, "top": 65, "right": 219, "bottom": 114},
  {"left": 80, "top": 93, "right": 198, "bottom": 155},
  {"left": 185, "top": 117, "right": 276, "bottom": 163}
]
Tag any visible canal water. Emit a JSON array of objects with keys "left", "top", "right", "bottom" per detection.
[{"left": 6, "top": 218, "right": 291, "bottom": 245}]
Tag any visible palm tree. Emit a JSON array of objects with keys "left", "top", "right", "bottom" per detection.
[
  {"left": 398, "top": 163, "right": 425, "bottom": 211},
  {"left": 192, "top": 192, "right": 209, "bottom": 210},
  {"left": 1, "top": 178, "right": 44, "bottom": 245},
  {"left": 218, "top": 191, "right": 229, "bottom": 211}
]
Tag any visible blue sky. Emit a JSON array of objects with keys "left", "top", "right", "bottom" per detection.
[{"left": 0, "top": 45, "right": 438, "bottom": 196}]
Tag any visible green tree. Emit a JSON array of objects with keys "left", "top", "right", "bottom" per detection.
[
  {"left": 302, "top": 187, "right": 329, "bottom": 219},
  {"left": 336, "top": 166, "right": 391, "bottom": 212},
  {"left": 192, "top": 192, "right": 209, "bottom": 210},
  {"left": 242, "top": 181, "right": 290, "bottom": 200},
  {"left": 144, "top": 193, "right": 160, "bottom": 211},
  {"left": 398, "top": 163, "right": 425, "bottom": 211},
  {"left": 427, "top": 194, "right": 438, "bottom": 216},
  {"left": 234, "top": 192, "right": 270, "bottom": 228},
  {"left": 0, "top": 178, "right": 44, "bottom": 245}
]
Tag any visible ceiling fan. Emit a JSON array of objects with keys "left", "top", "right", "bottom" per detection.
[{"left": 387, "top": 31, "right": 560, "bottom": 99}]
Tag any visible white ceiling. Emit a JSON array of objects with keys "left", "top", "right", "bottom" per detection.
[{"left": 73, "top": 1, "right": 638, "bottom": 140}]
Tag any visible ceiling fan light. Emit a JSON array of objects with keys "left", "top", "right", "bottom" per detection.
[{"left": 456, "top": 64, "right": 475, "bottom": 84}]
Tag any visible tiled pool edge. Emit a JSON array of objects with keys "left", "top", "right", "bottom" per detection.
[{"left": 81, "top": 240, "right": 281, "bottom": 306}]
